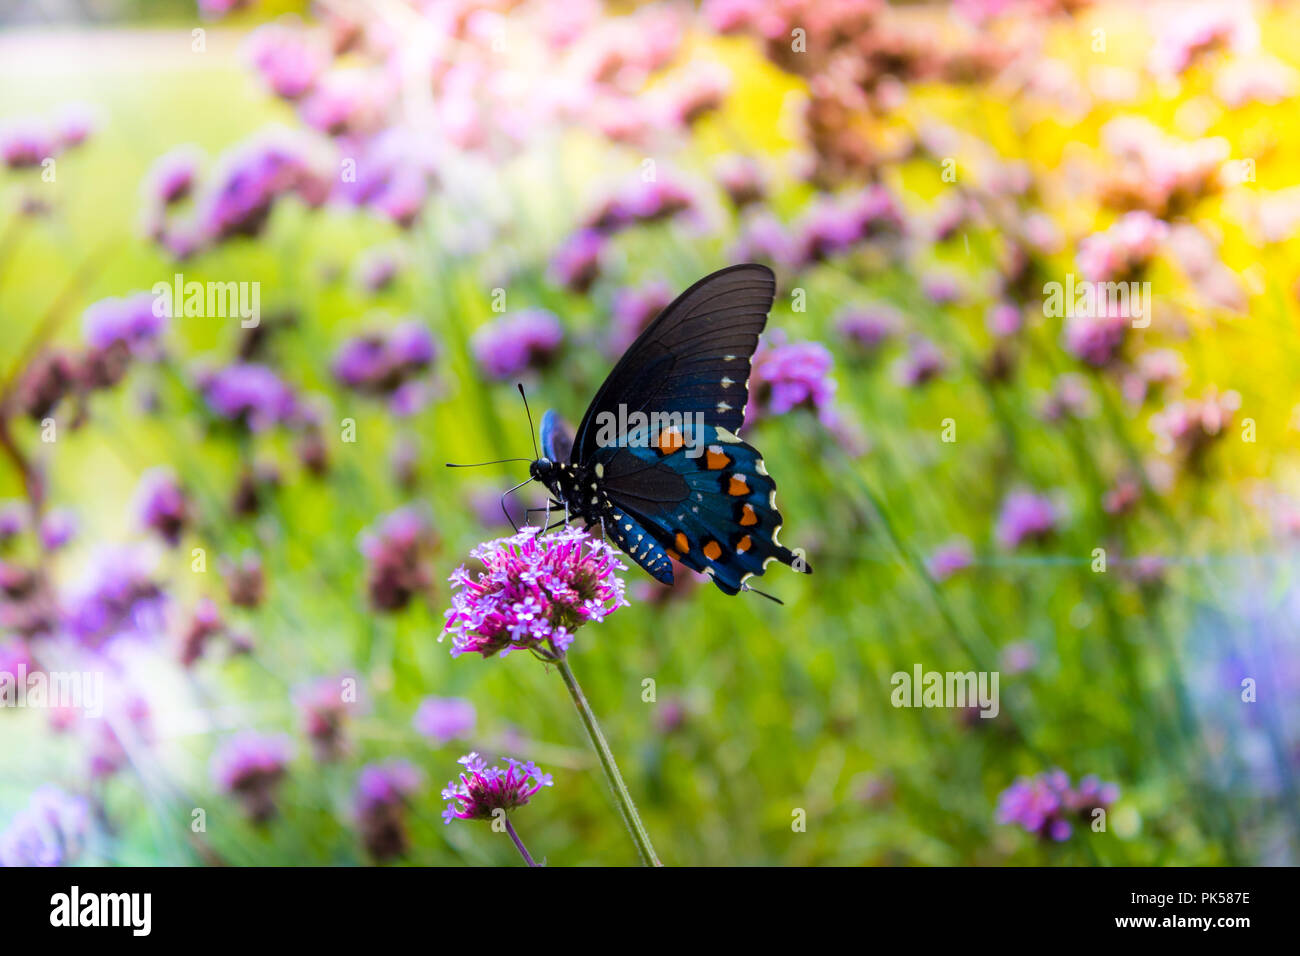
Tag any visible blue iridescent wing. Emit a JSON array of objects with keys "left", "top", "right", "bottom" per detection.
[
  {"left": 570, "top": 264, "right": 775, "bottom": 463},
  {"left": 539, "top": 409, "right": 574, "bottom": 463},
  {"left": 594, "top": 421, "right": 810, "bottom": 595}
]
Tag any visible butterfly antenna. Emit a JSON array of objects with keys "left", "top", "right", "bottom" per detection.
[
  {"left": 445, "top": 458, "right": 533, "bottom": 468},
  {"left": 517, "top": 382, "right": 541, "bottom": 460},
  {"left": 742, "top": 584, "right": 785, "bottom": 606}
]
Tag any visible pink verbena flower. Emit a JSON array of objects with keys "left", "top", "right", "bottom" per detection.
[
  {"left": 443, "top": 528, "right": 628, "bottom": 658},
  {"left": 440, "top": 752, "right": 553, "bottom": 824},
  {"left": 996, "top": 769, "right": 1119, "bottom": 842}
]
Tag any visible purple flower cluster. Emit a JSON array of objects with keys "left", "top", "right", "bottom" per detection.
[
  {"left": 63, "top": 547, "right": 166, "bottom": 649},
  {"left": 927, "top": 539, "right": 974, "bottom": 581},
  {"left": 837, "top": 304, "right": 901, "bottom": 355},
  {"left": 548, "top": 228, "right": 606, "bottom": 293},
  {"left": 82, "top": 293, "right": 168, "bottom": 358},
  {"left": 1076, "top": 211, "right": 1169, "bottom": 282},
  {"left": 135, "top": 468, "right": 191, "bottom": 547},
  {"left": 211, "top": 731, "right": 294, "bottom": 823},
  {"left": 443, "top": 528, "right": 628, "bottom": 658},
  {"left": 747, "top": 338, "right": 838, "bottom": 424},
  {"left": 355, "top": 761, "right": 423, "bottom": 861},
  {"left": 295, "top": 676, "right": 360, "bottom": 763},
  {"left": 333, "top": 320, "right": 438, "bottom": 415},
  {"left": 0, "top": 103, "right": 95, "bottom": 170},
  {"left": 583, "top": 177, "right": 696, "bottom": 234},
  {"left": 358, "top": 506, "right": 436, "bottom": 613},
  {"left": 0, "top": 786, "right": 91, "bottom": 867},
  {"left": 470, "top": 310, "right": 564, "bottom": 381},
  {"left": 996, "top": 769, "right": 1119, "bottom": 841},
  {"left": 995, "top": 490, "right": 1058, "bottom": 549},
  {"left": 440, "top": 752, "right": 553, "bottom": 824},
  {"left": 199, "top": 362, "right": 299, "bottom": 431},
  {"left": 413, "top": 696, "right": 476, "bottom": 744},
  {"left": 790, "top": 185, "right": 903, "bottom": 267}
]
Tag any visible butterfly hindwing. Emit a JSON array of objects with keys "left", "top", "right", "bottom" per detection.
[
  {"left": 539, "top": 409, "right": 574, "bottom": 463},
  {"left": 571, "top": 264, "right": 775, "bottom": 462},
  {"left": 595, "top": 421, "right": 809, "bottom": 594}
]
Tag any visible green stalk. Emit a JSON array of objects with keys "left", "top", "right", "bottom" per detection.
[{"left": 554, "top": 655, "right": 662, "bottom": 867}]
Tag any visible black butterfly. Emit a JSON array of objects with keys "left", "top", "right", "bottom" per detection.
[{"left": 524, "top": 263, "right": 811, "bottom": 598}]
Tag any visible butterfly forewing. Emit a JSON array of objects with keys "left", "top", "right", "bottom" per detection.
[{"left": 571, "top": 264, "right": 776, "bottom": 462}]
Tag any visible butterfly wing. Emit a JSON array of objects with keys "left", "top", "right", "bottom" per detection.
[
  {"left": 570, "top": 264, "right": 775, "bottom": 463},
  {"left": 539, "top": 409, "right": 574, "bottom": 463},
  {"left": 595, "top": 421, "right": 810, "bottom": 594}
]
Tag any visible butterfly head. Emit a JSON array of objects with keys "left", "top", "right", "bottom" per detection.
[{"left": 528, "top": 457, "right": 556, "bottom": 484}]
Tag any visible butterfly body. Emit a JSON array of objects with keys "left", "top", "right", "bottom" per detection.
[{"left": 531, "top": 264, "right": 811, "bottom": 597}]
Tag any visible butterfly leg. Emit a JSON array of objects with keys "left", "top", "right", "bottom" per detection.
[{"left": 500, "top": 477, "right": 534, "bottom": 534}]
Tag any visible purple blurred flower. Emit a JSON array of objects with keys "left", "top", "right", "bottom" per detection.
[
  {"left": 894, "top": 337, "right": 948, "bottom": 388},
  {"left": 413, "top": 697, "right": 476, "bottom": 744},
  {"left": 729, "top": 211, "right": 793, "bottom": 267},
  {"left": 0, "top": 118, "right": 55, "bottom": 169},
  {"left": 1001, "top": 640, "right": 1039, "bottom": 675},
  {"left": 0, "top": 786, "right": 91, "bottom": 867},
  {"left": 0, "top": 502, "right": 24, "bottom": 547},
  {"left": 245, "top": 22, "right": 326, "bottom": 101},
  {"left": 441, "top": 752, "right": 553, "bottom": 824},
  {"left": 355, "top": 761, "right": 423, "bottom": 861},
  {"left": 64, "top": 547, "right": 166, "bottom": 649},
  {"left": 359, "top": 506, "right": 436, "bottom": 612},
  {"left": 211, "top": 731, "right": 293, "bottom": 823},
  {"left": 921, "top": 270, "right": 964, "bottom": 305},
  {"left": 1076, "top": 211, "right": 1169, "bottom": 282},
  {"left": 1063, "top": 306, "right": 1128, "bottom": 368},
  {"left": 178, "top": 597, "right": 223, "bottom": 668},
  {"left": 199, "top": 362, "right": 298, "bottom": 431},
  {"left": 996, "top": 769, "right": 1118, "bottom": 841},
  {"left": 995, "top": 490, "right": 1058, "bottom": 549},
  {"left": 333, "top": 320, "right": 437, "bottom": 412},
  {"left": 986, "top": 301, "right": 1022, "bottom": 338},
  {"left": 715, "top": 154, "right": 766, "bottom": 208},
  {"left": 135, "top": 467, "right": 191, "bottom": 547},
  {"left": 837, "top": 305, "right": 901, "bottom": 355},
  {"left": 1149, "top": 387, "right": 1240, "bottom": 464},
  {"left": 548, "top": 228, "right": 606, "bottom": 294},
  {"left": 584, "top": 177, "right": 695, "bottom": 233},
  {"left": 194, "top": 130, "right": 329, "bottom": 245},
  {"left": 747, "top": 338, "right": 837, "bottom": 424},
  {"left": 443, "top": 527, "right": 628, "bottom": 658},
  {"left": 143, "top": 146, "right": 202, "bottom": 208},
  {"left": 791, "top": 186, "right": 903, "bottom": 266},
  {"left": 927, "top": 539, "right": 974, "bottom": 581},
  {"left": 470, "top": 310, "right": 564, "bottom": 381},
  {"left": 295, "top": 675, "right": 358, "bottom": 762}
]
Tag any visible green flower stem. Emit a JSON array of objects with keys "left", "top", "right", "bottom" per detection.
[
  {"left": 554, "top": 654, "right": 663, "bottom": 867},
  {"left": 504, "top": 818, "right": 539, "bottom": 867}
]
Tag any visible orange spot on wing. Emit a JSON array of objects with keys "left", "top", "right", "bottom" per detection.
[
  {"left": 706, "top": 446, "right": 731, "bottom": 470},
  {"left": 666, "top": 548, "right": 681, "bottom": 561},
  {"left": 657, "top": 427, "right": 684, "bottom": 455},
  {"left": 674, "top": 532, "right": 690, "bottom": 554},
  {"left": 736, "top": 535, "right": 752, "bottom": 553},
  {"left": 703, "top": 540, "right": 722, "bottom": 561},
  {"left": 727, "top": 474, "right": 749, "bottom": 496},
  {"left": 740, "top": 504, "right": 758, "bottom": 526}
]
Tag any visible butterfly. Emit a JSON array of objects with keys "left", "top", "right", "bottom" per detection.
[{"left": 524, "top": 263, "right": 811, "bottom": 599}]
